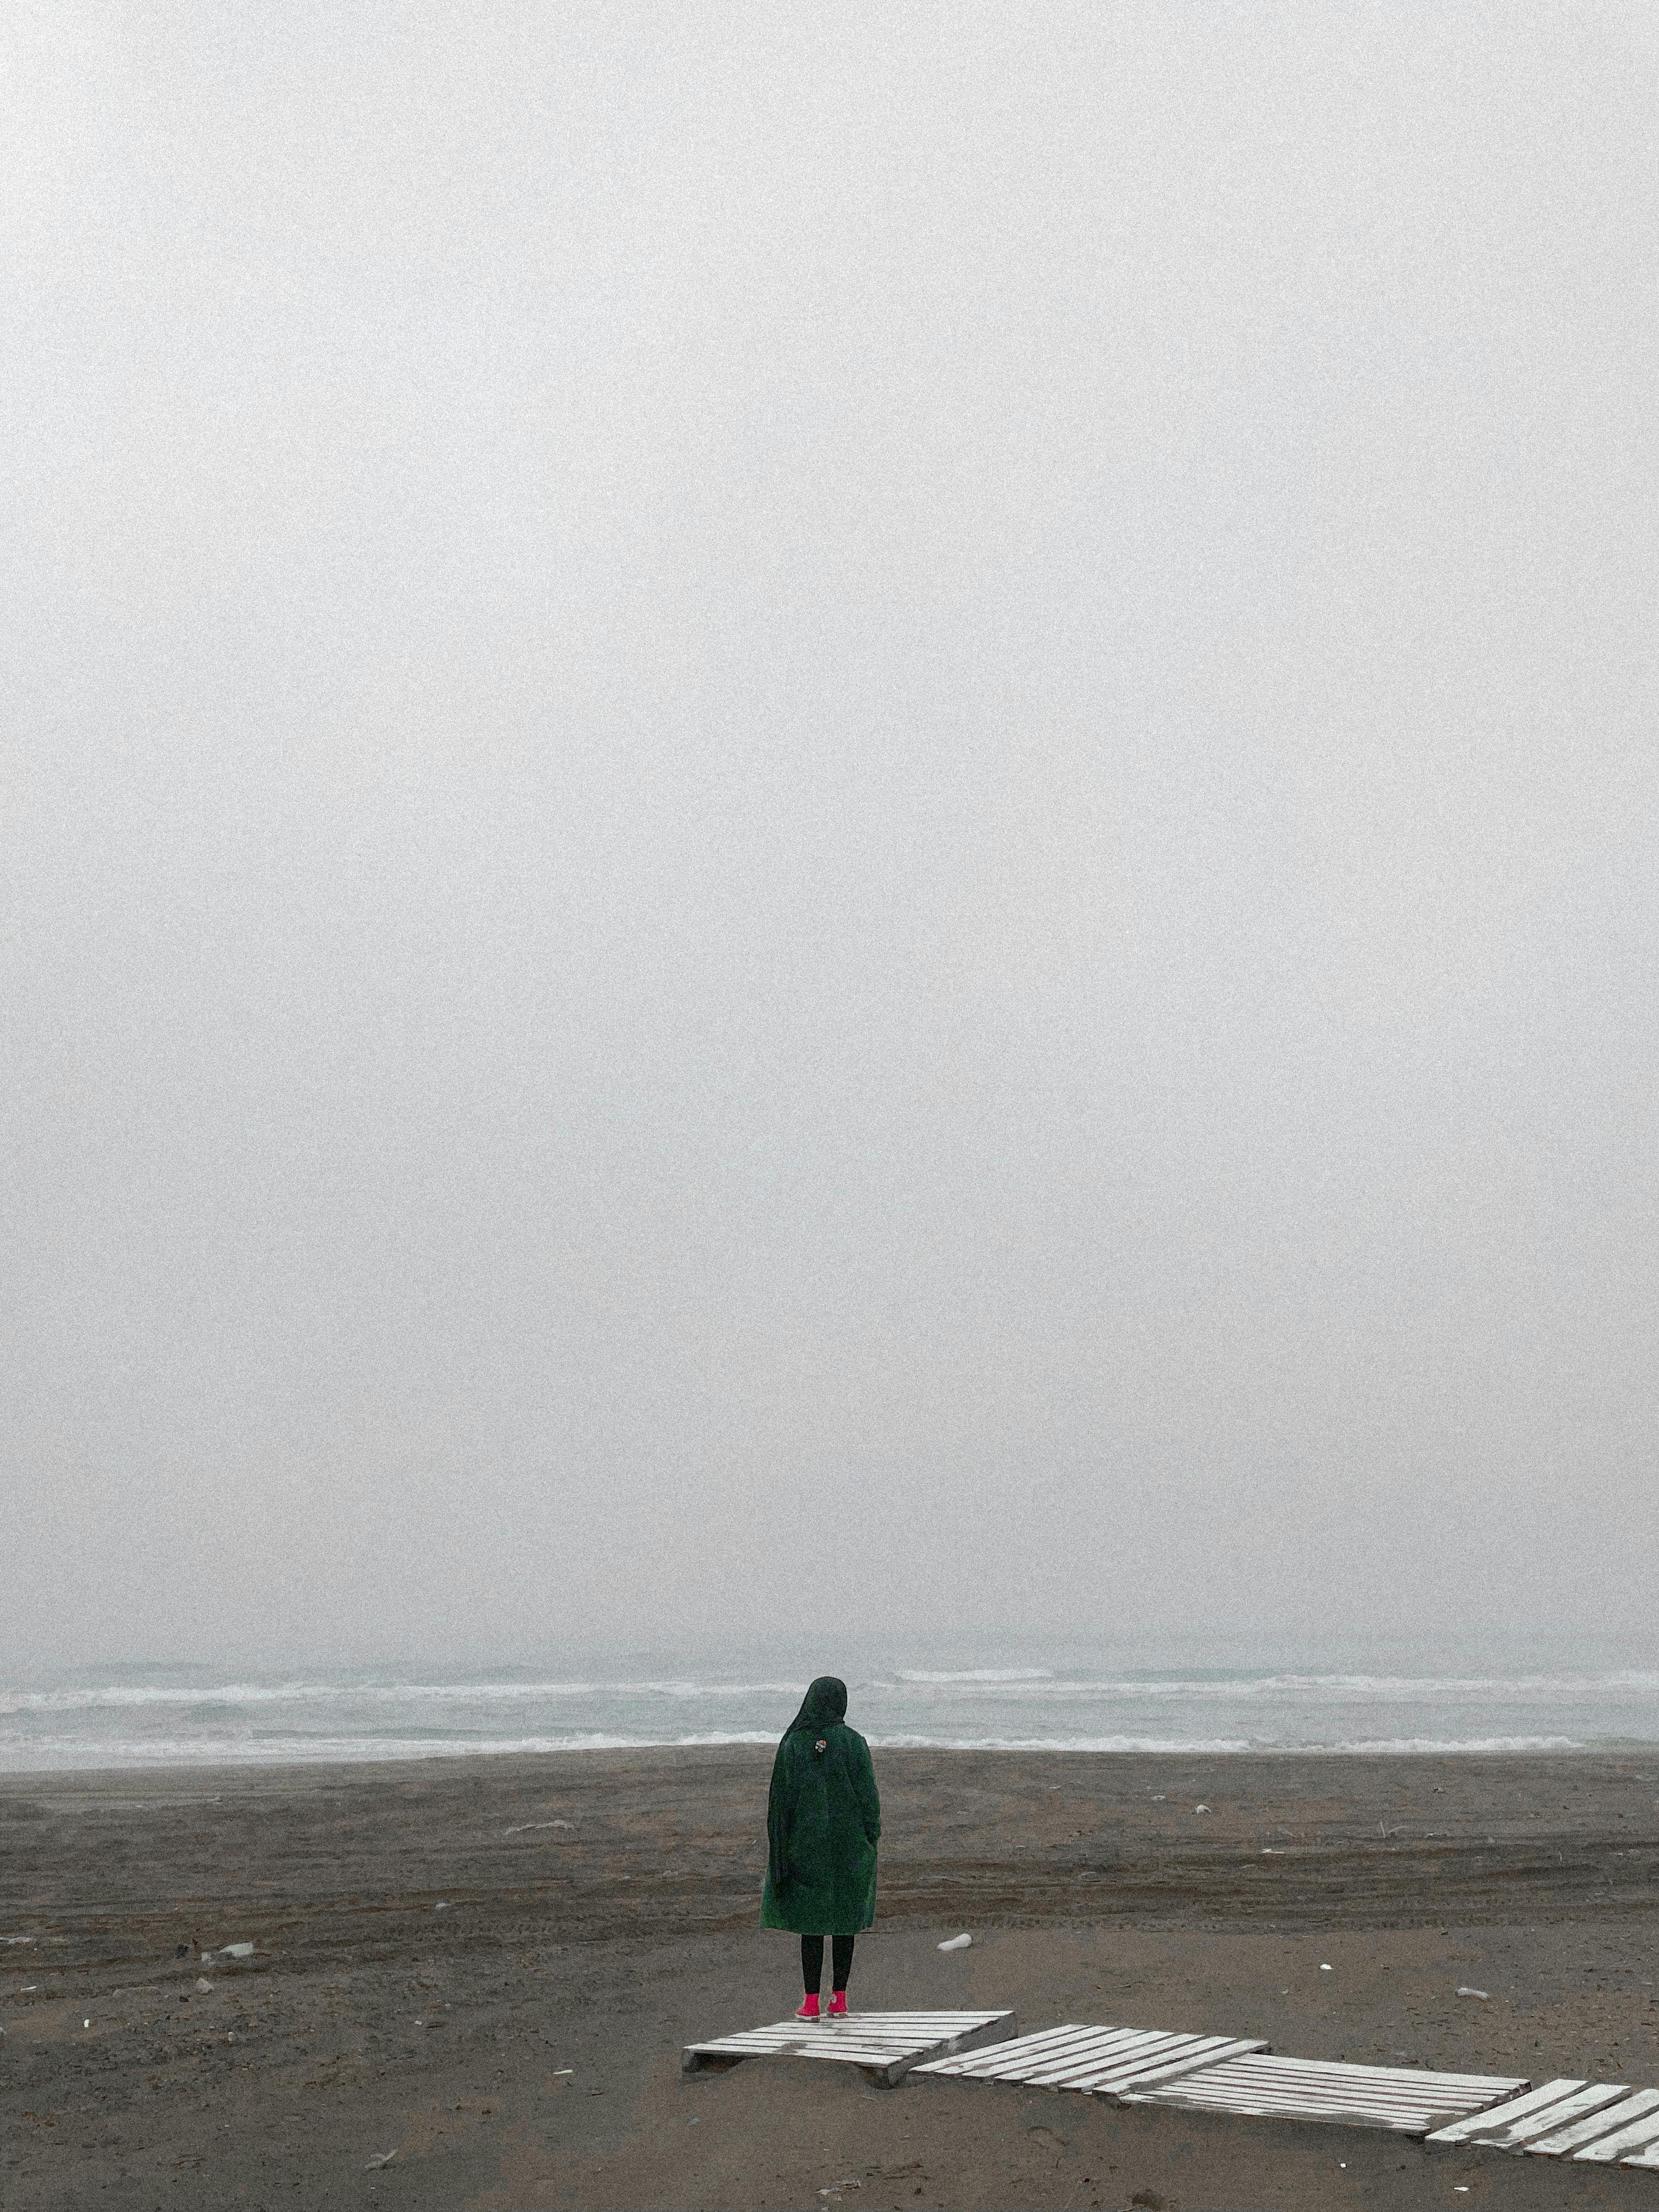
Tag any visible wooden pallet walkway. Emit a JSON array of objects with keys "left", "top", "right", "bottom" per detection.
[
  {"left": 687, "top": 2009, "right": 1659, "bottom": 2173},
  {"left": 681, "top": 2010, "right": 1014, "bottom": 2089}
]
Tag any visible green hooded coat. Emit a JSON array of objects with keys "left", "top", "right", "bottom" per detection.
[{"left": 760, "top": 1677, "right": 881, "bottom": 1936}]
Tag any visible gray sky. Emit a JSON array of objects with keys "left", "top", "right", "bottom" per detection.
[{"left": 5, "top": 3, "right": 1657, "bottom": 1666}]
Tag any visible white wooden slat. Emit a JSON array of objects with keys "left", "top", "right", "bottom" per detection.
[
  {"left": 1137, "top": 2054, "right": 1522, "bottom": 2099},
  {"left": 1058, "top": 2026, "right": 1183, "bottom": 2060},
  {"left": 1141, "top": 2061, "right": 1522, "bottom": 2097},
  {"left": 698, "top": 2029, "right": 901, "bottom": 2049},
  {"left": 1567, "top": 2092, "right": 1659, "bottom": 2163},
  {"left": 1527, "top": 2089, "right": 1656, "bottom": 2157},
  {"left": 1047, "top": 2033, "right": 1213, "bottom": 2091},
  {"left": 1135, "top": 2087, "right": 1488, "bottom": 2134},
  {"left": 1016, "top": 2028, "right": 1193, "bottom": 2087},
  {"left": 696, "top": 2035, "right": 823, "bottom": 2051},
  {"left": 1130, "top": 2053, "right": 1522, "bottom": 2136},
  {"left": 794, "top": 2044, "right": 947, "bottom": 2063},
  {"left": 918, "top": 2022, "right": 1091, "bottom": 2056},
  {"left": 1150, "top": 2078, "right": 1507, "bottom": 2113},
  {"left": 1143, "top": 2079, "right": 1480, "bottom": 2114},
  {"left": 962, "top": 2027, "right": 1170, "bottom": 2079},
  {"left": 919, "top": 2023, "right": 1274, "bottom": 2100},
  {"left": 916, "top": 2024, "right": 1124, "bottom": 2080},
  {"left": 787, "top": 2033, "right": 951, "bottom": 2050},
  {"left": 1148, "top": 2081, "right": 1492, "bottom": 2114},
  {"left": 1444, "top": 2082, "right": 1623, "bottom": 2151},
  {"left": 924, "top": 2033, "right": 1130, "bottom": 2085},
  {"left": 1045, "top": 2033, "right": 1226, "bottom": 2092},
  {"left": 1083, "top": 2036, "right": 1269, "bottom": 2095},
  {"left": 1022, "top": 2026, "right": 1186, "bottom": 2079},
  {"left": 1425, "top": 2079, "right": 1587, "bottom": 2146},
  {"left": 1201, "top": 2058, "right": 1519, "bottom": 2093}
]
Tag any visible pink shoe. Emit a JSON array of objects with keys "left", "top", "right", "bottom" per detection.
[
  {"left": 826, "top": 1991, "right": 848, "bottom": 2018},
  {"left": 794, "top": 1993, "right": 820, "bottom": 2021}
]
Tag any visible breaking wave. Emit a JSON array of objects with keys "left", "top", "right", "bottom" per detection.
[{"left": 2, "top": 1658, "right": 1650, "bottom": 1773}]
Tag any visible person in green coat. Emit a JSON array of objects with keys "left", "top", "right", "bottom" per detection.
[{"left": 760, "top": 1676, "right": 881, "bottom": 2019}]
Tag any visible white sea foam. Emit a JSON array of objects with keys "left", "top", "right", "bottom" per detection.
[
  {"left": 1306, "top": 1735, "right": 1585, "bottom": 1754},
  {"left": 0, "top": 1678, "right": 805, "bottom": 1717},
  {"left": 0, "top": 1726, "right": 1595, "bottom": 1774},
  {"left": 869, "top": 1734, "right": 1259, "bottom": 1754},
  {"left": 887, "top": 1671, "right": 1659, "bottom": 1703},
  {"left": 896, "top": 1668, "right": 1057, "bottom": 1684},
  {"left": 0, "top": 1728, "right": 787, "bottom": 1772}
]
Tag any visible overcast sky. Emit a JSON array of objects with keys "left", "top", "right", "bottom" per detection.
[{"left": 5, "top": 3, "right": 1656, "bottom": 1667}]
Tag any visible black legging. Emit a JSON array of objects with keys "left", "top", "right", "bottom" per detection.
[{"left": 801, "top": 1933, "right": 855, "bottom": 1994}]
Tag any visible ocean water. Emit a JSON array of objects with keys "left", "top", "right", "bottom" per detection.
[{"left": 7, "top": 1649, "right": 1659, "bottom": 1773}]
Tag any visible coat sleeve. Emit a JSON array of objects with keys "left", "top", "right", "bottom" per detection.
[
  {"left": 765, "top": 1739, "right": 796, "bottom": 1894},
  {"left": 850, "top": 1732, "right": 881, "bottom": 1844}
]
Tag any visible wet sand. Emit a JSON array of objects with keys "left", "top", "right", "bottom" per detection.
[{"left": 7, "top": 1747, "right": 1659, "bottom": 2209}]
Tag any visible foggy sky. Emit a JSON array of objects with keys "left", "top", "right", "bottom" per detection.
[{"left": 6, "top": 3, "right": 1657, "bottom": 1666}]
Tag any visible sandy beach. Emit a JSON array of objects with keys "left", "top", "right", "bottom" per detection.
[{"left": 7, "top": 1747, "right": 1659, "bottom": 2209}]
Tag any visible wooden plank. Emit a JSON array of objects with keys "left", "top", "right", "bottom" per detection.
[
  {"left": 794, "top": 2044, "right": 932, "bottom": 2062},
  {"left": 926, "top": 2036, "right": 1128, "bottom": 2084},
  {"left": 1425, "top": 2079, "right": 1588, "bottom": 2147},
  {"left": 1444, "top": 2082, "right": 1623, "bottom": 2153},
  {"left": 1143, "top": 2080, "right": 1480, "bottom": 2114},
  {"left": 1135, "top": 2054, "right": 1522, "bottom": 2099},
  {"left": 1194, "top": 2058, "right": 1520, "bottom": 2093},
  {"left": 916, "top": 2024, "right": 1124, "bottom": 2081},
  {"left": 1150, "top": 2061, "right": 1531, "bottom": 2097},
  {"left": 1046, "top": 2033, "right": 1212, "bottom": 2091},
  {"left": 1135, "top": 2090, "right": 1483, "bottom": 2135},
  {"left": 1016, "top": 2028, "right": 1192, "bottom": 2087},
  {"left": 1084, "top": 2036, "right": 1269, "bottom": 2095},
  {"left": 1527, "top": 2089, "right": 1656, "bottom": 2158},
  {"left": 1046, "top": 2033, "right": 1219, "bottom": 2091},
  {"left": 1568, "top": 2093, "right": 1659, "bottom": 2164},
  {"left": 1130, "top": 2053, "right": 1523, "bottom": 2137},
  {"left": 1143, "top": 2079, "right": 1511, "bottom": 2113}
]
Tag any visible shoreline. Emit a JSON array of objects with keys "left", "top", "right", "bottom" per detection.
[{"left": 0, "top": 1733, "right": 1632, "bottom": 1783}]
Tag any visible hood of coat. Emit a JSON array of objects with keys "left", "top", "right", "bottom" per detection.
[{"left": 785, "top": 1676, "right": 849, "bottom": 1734}]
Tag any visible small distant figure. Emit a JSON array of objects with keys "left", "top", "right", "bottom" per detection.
[{"left": 761, "top": 1675, "right": 881, "bottom": 2021}]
